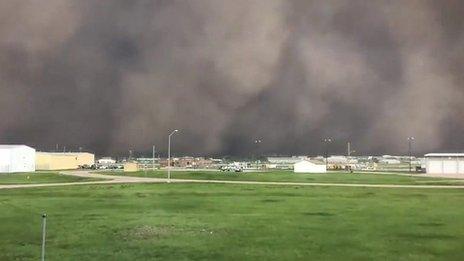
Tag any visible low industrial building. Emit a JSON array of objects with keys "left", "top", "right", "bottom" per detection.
[
  {"left": 425, "top": 153, "right": 464, "bottom": 175},
  {"left": 98, "top": 157, "right": 116, "bottom": 165},
  {"left": 36, "top": 152, "right": 95, "bottom": 170},
  {"left": 267, "top": 156, "right": 308, "bottom": 169},
  {"left": 294, "top": 160, "right": 326, "bottom": 173},
  {"left": 0, "top": 145, "right": 36, "bottom": 173},
  {"left": 159, "top": 157, "right": 215, "bottom": 169},
  {"left": 124, "top": 162, "right": 139, "bottom": 172}
]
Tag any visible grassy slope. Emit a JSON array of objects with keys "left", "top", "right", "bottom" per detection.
[
  {"left": 110, "top": 170, "right": 463, "bottom": 185},
  {"left": 0, "top": 184, "right": 463, "bottom": 260},
  {"left": 0, "top": 172, "right": 98, "bottom": 185}
]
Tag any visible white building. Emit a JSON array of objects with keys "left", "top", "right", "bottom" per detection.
[
  {"left": 425, "top": 153, "right": 464, "bottom": 175},
  {"left": 327, "top": 155, "right": 348, "bottom": 164},
  {"left": 379, "top": 158, "right": 401, "bottom": 164},
  {"left": 294, "top": 160, "right": 326, "bottom": 173},
  {"left": 267, "top": 156, "right": 308, "bottom": 169},
  {"left": 97, "top": 157, "right": 116, "bottom": 165},
  {"left": 0, "top": 145, "right": 36, "bottom": 173}
]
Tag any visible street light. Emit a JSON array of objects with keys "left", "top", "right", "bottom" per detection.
[
  {"left": 323, "top": 138, "right": 332, "bottom": 170},
  {"left": 254, "top": 139, "right": 262, "bottom": 170},
  {"left": 152, "top": 145, "right": 156, "bottom": 171},
  {"left": 168, "top": 129, "right": 179, "bottom": 182},
  {"left": 408, "top": 137, "right": 415, "bottom": 172}
]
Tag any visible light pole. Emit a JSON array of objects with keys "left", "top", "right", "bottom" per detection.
[
  {"left": 254, "top": 139, "right": 262, "bottom": 170},
  {"left": 168, "top": 130, "right": 179, "bottom": 182},
  {"left": 408, "top": 137, "right": 415, "bottom": 172},
  {"left": 323, "top": 138, "right": 332, "bottom": 171},
  {"left": 152, "top": 145, "right": 156, "bottom": 171}
]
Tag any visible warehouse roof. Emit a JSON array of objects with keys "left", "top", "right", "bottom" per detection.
[
  {"left": 425, "top": 153, "right": 464, "bottom": 157},
  {"left": 295, "top": 159, "right": 325, "bottom": 165},
  {"left": 0, "top": 145, "right": 34, "bottom": 149},
  {"left": 37, "top": 152, "right": 94, "bottom": 155}
]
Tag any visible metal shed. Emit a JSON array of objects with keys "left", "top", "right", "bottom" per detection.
[
  {"left": 0, "top": 145, "right": 36, "bottom": 173},
  {"left": 424, "top": 153, "right": 464, "bottom": 175},
  {"left": 293, "top": 160, "right": 326, "bottom": 173}
]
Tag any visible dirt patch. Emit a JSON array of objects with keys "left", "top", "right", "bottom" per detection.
[
  {"left": 120, "top": 225, "right": 173, "bottom": 240},
  {"left": 302, "top": 212, "right": 335, "bottom": 217},
  {"left": 417, "top": 222, "right": 445, "bottom": 227},
  {"left": 261, "top": 198, "right": 284, "bottom": 203}
]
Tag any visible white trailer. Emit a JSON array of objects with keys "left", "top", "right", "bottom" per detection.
[{"left": 0, "top": 145, "right": 36, "bottom": 173}]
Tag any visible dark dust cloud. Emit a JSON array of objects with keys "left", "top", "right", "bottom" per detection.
[{"left": 0, "top": 0, "right": 463, "bottom": 156}]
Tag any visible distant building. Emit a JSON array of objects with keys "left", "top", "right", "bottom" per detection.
[
  {"left": 97, "top": 157, "right": 116, "bottom": 165},
  {"left": 36, "top": 152, "right": 95, "bottom": 170},
  {"left": 379, "top": 158, "right": 401, "bottom": 164},
  {"left": 0, "top": 145, "right": 36, "bottom": 173},
  {"left": 327, "top": 156, "right": 348, "bottom": 164},
  {"left": 124, "top": 162, "right": 139, "bottom": 172},
  {"left": 159, "top": 157, "right": 214, "bottom": 169},
  {"left": 294, "top": 160, "right": 326, "bottom": 173},
  {"left": 267, "top": 156, "right": 308, "bottom": 169},
  {"left": 425, "top": 153, "right": 464, "bottom": 175}
]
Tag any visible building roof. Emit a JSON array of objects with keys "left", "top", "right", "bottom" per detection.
[
  {"left": 0, "top": 145, "right": 34, "bottom": 149},
  {"left": 425, "top": 153, "right": 464, "bottom": 157},
  {"left": 295, "top": 160, "right": 325, "bottom": 165},
  {"left": 37, "top": 152, "right": 94, "bottom": 155},
  {"left": 268, "top": 156, "right": 307, "bottom": 163}
]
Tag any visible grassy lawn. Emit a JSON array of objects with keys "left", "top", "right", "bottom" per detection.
[
  {"left": 0, "top": 184, "right": 463, "bottom": 260},
  {"left": 0, "top": 172, "right": 99, "bottom": 185},
  {"left": 109, "top": 170, "right": 464, "bottom": 186}
]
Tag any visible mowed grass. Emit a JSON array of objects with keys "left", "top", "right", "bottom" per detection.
[
  {"left": 0, "top": 172, "right": 98, "bottom": 185},
  {"left": 1, "top": 184, "right": 464, "bottom": 260},
  {"left": 110, "top": 170, "right": 464, "bottom": 186}
]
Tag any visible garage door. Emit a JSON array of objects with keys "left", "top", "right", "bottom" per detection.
[
  {"left": 443, "top": 160, "right": 458, "bottom": 174},
  {"left": 427, "top": 160, "right": 443, "bottom": 174},
  {"left": 459, "top": 161, "right": 464, "bottom": 174}
]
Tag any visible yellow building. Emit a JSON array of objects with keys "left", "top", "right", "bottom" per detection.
[
  {"left": 36, "top": 152, "right": 95, "bottom": 170},
  {"left": 124, "top": 162, "right": 139, "bottom": 172}
]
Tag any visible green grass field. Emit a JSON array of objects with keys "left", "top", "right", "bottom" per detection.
[
  {"left": 1, "top": 183, "right": 464, "bottom": 260},
  {"left": 109, "top": 170, "right": 464, "bottom": 186},
  {"left": 0, "top": 172, "right": 98, "bottom": 185}
]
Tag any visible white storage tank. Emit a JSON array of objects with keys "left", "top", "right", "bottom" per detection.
[{"left": 0, "top": 145, "right": 36, "bottom": 173}]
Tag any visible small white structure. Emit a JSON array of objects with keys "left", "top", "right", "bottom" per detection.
[
  {"left": 0, "top": 145, "right": 36, "bottom": 173},
  {"left": 97, "top": 157, "right": 116, "bottom": 165},
  {"left": 294, "top": 160, "right": 326, "bottom": 173},
  {"left": 379, "top": 158, "right": 401, "bottom": 164},
  {"left": 425, "top": 153, "right": 464, "bottom": 175}
]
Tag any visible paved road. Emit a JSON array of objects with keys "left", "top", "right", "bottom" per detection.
[{"left": 0, "top": 171, "right": 464, "bottom": 190}]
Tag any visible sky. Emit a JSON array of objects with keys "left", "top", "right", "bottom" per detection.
[{"left": 0, "top": 0, "right": 463, "bottom": 157}]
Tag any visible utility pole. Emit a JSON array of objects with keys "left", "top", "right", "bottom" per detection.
[{"left": 347, "top": 142, "right": 351, "bottom": 157}]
